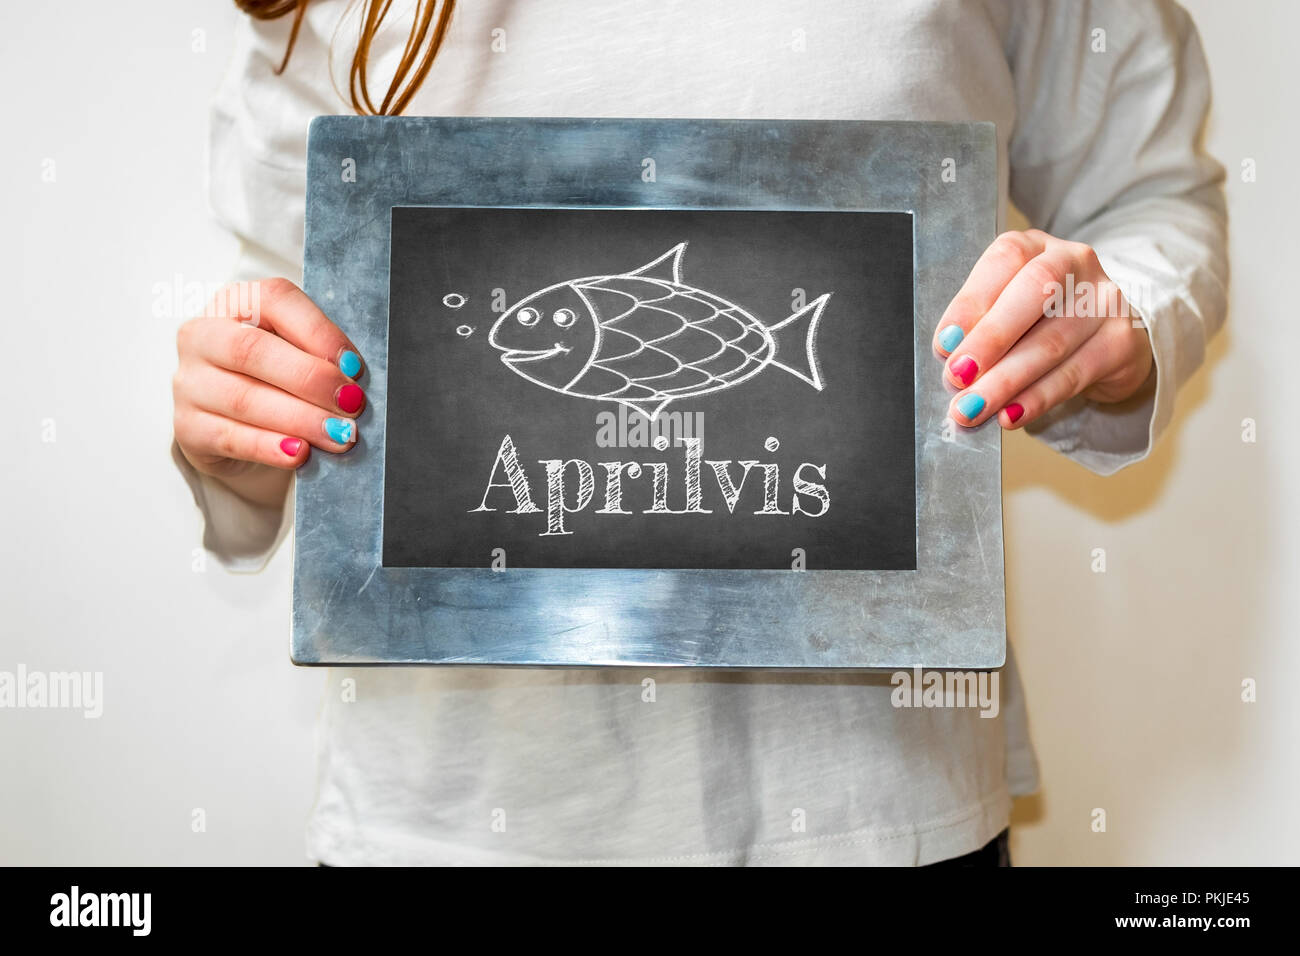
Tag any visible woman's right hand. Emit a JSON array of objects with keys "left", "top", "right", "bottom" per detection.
[{"left": 173, "top": 278, "right": 366, "bottom": 498}]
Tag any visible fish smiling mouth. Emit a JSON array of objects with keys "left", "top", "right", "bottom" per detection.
[{"left": 501, "top": 343, "right": 571, "bottom": 364}]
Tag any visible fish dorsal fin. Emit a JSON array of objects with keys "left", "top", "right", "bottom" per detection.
[{"left": 626, "top": 242, "right": 687, "bottom": 285}]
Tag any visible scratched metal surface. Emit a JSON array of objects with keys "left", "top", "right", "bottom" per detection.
[{"left": 294, "top": 116, "right": 1002, "bottom": 669}]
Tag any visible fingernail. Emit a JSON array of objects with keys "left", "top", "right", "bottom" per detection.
[
  {"left": 324, "top": 417, "right": 356, "bottom": 444},
  {"left": 280, "top": 437, "right": 302, "bottom": 456},
  {"left": 949, "top": 355, "right": 979, "bottom": 387},
  {"left": 338, "top": 349, "right": 362, "bottom": 378},
  {"left": 337, "top": 383, "right": 365, "bottom": 414},
  {"left": 937, "top": 325, "right": 965, "bottom": 353},
  {"left": 1005, "top": 402, "right": 1025, "bottom": 425},
  {"left": 955, "top": 393, "right": 986, "bottom": 420}
]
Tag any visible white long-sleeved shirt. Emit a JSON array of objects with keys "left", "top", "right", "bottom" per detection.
[{"left": 174, "top": 0, "right": 1227, "bottom": 864}]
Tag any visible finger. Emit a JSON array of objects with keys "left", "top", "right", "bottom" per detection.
[
  {"left": 996, "top": 327, "right": 1123, "bottom": 430},
  {"left": 943, "top": 241, "right": 1085, "bottom": 390},
  {"left": 236, "top": 278, "right": 365, "bottom": 379},
  {"left": 176, "top": 406, "right": 311, "bottom": 470},
  {"left": 947, "top": 311, "right": 1101, "bottom": 427},
  {"left": 933, "top": 230, "right": 1050, "bottom": 356},
  {"left": 179, "top": 363, "right": 360, "bottom": 453},
  {"left": 197, "top": 319, "right": 366, "bottom": 417}
]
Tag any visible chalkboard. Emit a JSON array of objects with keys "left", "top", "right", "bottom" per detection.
[
  {"left": 383, "top": 206, "right": 916, "bottom": 570},
  {"left": 294, "top": 115, "right": 1004, "bottom": 669}
]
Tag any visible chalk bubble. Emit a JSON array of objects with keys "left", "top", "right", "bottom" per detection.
[
  {"left": 764, "top": 436, "right": 780, "bottom": 452},
  {"left": 443, "top": 293, "right": 467, "bottom": 309},
  {"left": 456, "top": 325, "right": 474, "bottom": 337}
]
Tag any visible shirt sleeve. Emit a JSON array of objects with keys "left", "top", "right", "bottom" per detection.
[
  {"left": 171, "top": 437, "right": 295, "bottom": 574},
  {"left": 1004, "top": 0, "right": 1229, "bottom": 475}
]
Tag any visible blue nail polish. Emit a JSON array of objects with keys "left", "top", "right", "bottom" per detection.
[
  {"left": 955, "top": 393, "right": 986, "bottom": 420},
  {"left": 324, "top": 417, "right": 356, "bottom": 444},
  {"left": 937, "top": 325, "right": 965, "bottom": 353},
  {"left": 339, "top": 350, "right": 362, "bottom": 378}
]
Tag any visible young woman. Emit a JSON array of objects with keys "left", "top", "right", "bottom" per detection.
[{"left": 172, "top": 0, "right": 1226, "bottom": 865}]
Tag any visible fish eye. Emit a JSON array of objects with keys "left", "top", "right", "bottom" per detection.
[
  {"left": 517, "top": 307, "right": 541, "bottom": 327},
  {"left": 553, "top": 308, "right": 577, "bottom": 328}
]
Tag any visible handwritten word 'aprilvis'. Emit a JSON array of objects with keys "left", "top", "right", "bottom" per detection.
[{"left": 471, "top": 434, "right": 829, "bottom": 536}]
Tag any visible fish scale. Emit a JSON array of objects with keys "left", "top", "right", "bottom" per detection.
[{"left": 581, "top": 279, "right": 773, "bottom": 399}]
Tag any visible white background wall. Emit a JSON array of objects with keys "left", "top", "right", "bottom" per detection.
[{"left": 1, "top": 0, "right": 1295, "bottom": 865}]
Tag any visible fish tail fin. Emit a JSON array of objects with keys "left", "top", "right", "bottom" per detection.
[{"left": 767, "top": 293, "right": 830, "bottom": 391}]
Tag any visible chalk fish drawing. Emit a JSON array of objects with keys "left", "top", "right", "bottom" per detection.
[{"left": 487, "top": 242, "right": 830, "bottom": 421}]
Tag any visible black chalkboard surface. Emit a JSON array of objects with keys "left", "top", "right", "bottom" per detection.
[{"left": 383, "top": 206, "right": 915, "bottom": 570}]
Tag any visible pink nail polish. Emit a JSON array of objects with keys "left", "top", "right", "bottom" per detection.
[
  {"left": 280, "top": 437, "right": 302, "bottom": 456},
  {"left": 337, "top": 383, "right": 365, "bottom": 414},
  {"left": 950, "top": 355, "right": 978, "bottom": 387},
  {"left": 1005, "top": 403, "right": 1025, "bottom": 425}
]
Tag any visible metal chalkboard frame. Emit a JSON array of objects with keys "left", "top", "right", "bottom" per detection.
[{"left": 294, "top": 116, "right": 1003, "bottom": 669}]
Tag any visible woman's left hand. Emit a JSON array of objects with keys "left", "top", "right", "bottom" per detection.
[{"left": 934, "top": 229, "right": 1154, "bottom": 429}]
